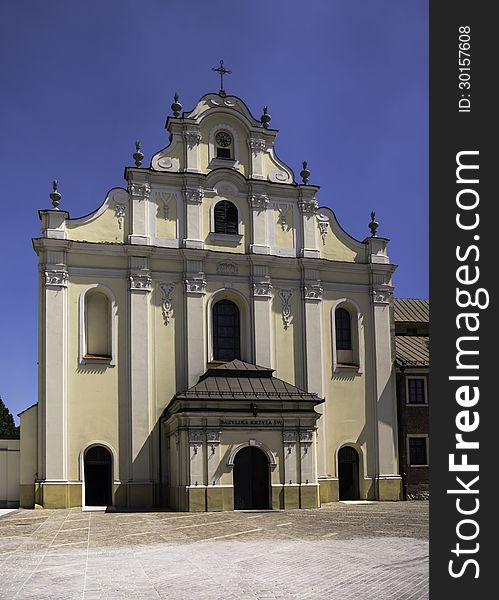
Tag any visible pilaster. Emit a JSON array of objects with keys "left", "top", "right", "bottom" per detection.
[
  {"left": 128, "top": 256, "right": 152, "bottom": 484},
  {"left": 249, "top": 192, "right": 270, "bottom": 254},
  {"left": 41, "top": 249, "right": 68, "bottom": 482},
  {"left": 299, "top": 190, "right": 319, "bottom": 258},
  {"left": 183, "top": 129, "right": 202, "bottom": 173},
  {"left": 183, "top": 187, "right": 204, "bottom": 249},
  {"left": 127, "top": 176, "right": 151, "bottom": 245},
  {"left": 302, "top": 268, "right": 326, "bottom": 476},
  {"left": 251, "top": 265, "right": 273, "bottom": 368},
  {"left": 184, "top": 258, "right": 206, "bottom": 386}
]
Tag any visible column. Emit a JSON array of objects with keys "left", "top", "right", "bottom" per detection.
[
  {"left": 128, "top": 256, "right": 153, "bottom": 504},
  {"left": 252, "top": 265, "right": 273, "bottom": 368}
]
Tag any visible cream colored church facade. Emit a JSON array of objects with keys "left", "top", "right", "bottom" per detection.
[{"left": 19, "top": 87, "right": 401, "bottom": 511}]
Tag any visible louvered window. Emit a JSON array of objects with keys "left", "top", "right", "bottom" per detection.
[{"left": 214, "top": 201, "right": 238, "bottom": 234}]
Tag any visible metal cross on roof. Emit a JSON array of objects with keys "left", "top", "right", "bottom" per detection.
[{"left": 212, "top": 60, "right": 232, "bottom": 96}]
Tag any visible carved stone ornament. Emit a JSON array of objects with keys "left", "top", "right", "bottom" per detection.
[
  {"left": 216, "top": 261, "right": 238, "bottom": 275},
  {"left": 156, "top": 191, "right": 175, "bottom": 219},
  {"left": 277, "top": 204, "right": 290, "bottom": 230},
  {"left": 128, "top": 182, "right": 151, "bottom": 200},
  {"left": 249, "top": 193, "right": 269, "bottom": 211},
  {"left": 157, "top": 155, "right": 180, "bottom": 172},
  {"left": 159, "top": 283, "right": 175, "bottom": 325},
  {"left": 114, "top": 201, "right": 127, "bottom": 229},
  {"left": 303, "top": 283, "right": 323, "bottom": 301},
  {"left": 279, "top": 289, "right": 293, "bottom": 329},
  {"left": 372, "top": 287, "right": 391, "bottom": 305},
  {"left": 45, "top": 270, "right": 68, "bottom": 287},
  {"left": 206, "top": 429, "right": 222, "bottom": 455},
  {"left": 129, "top": 275, "right": 152, "bottom": 291},
  {"left": 318, "top": 221, "right": 328, "bottom": 245},
  {"left": 283, "top": 430, "right": 298, "bottom": 454},
  {"left": 298, "top": 198, "right": 318, "bottom": 215},
  {"left": 183, "top": 130, "right": 202, "bottom": 148},
  {"left": 182, "top": 187, "right": 203, "bottom": 205},
  {"left": 248, "top": 137, "right": 267, "bottom": 154},
  {"left": 299, "top": 430, "right": 314, "bottom": 454},
  {"left": 252, "top": 278, "right": 272, "bottom": 298},
  {"left": 188, "top": 430, "right": 204, "bottom": 455},
  {"left": 185, "top": 277, "right": 207, "bottom": 295}
]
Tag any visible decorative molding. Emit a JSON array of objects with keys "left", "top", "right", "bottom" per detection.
[
  {"left": 249, "top": 193, "right": 269, "bottom": 211},
  {"left": 318, "top": 221, "right": 328, "bottom": 245},
  {"left": 277, "top": 204, "right": 290, "bottom": 230},
  {"left": 252, "top": 277, "right": 272, "bottom": 298},
  {"left": 159, "top": 283, "right": 175, "bottom": 325},
  {"left": 188, "top": 430, "right": 203, "bottom": 455},
  {"left": 128, "top": 182, "right": 151, "bottom": 200},
  {"left": 216, "top": 261, "right": 238, "bottom": 275},
  {"left": 129, "top": 275, "right": 152, "bottom": 291},
  {"left": 371, "top": 287, "right": 392, "bottom": 305},
  {"left": 45, "top": 270, "right": 68, "bottom": 288},
  {"left": 182, "top": 187, "right": 203, "bottom": 205},
  {"left": 248, "top": 137, "right": 267, "bottom": 154},
  {"left": 283, "top": 430, "right": 297, "bottom": 454},
  {"left": 298, "top": 198, "right": 318, "bottom": 215},
  {"left": 183, "top": 130, "right": 202, "bottom": 148},
  {"left": 303, "top": 283, "right": 323, "bottom": 301},
  {"left": 268, "top": 170, "right": 291, "bottom": 183},
  {"left": 279, "top": 289, "right": 293, "bottom": 329},
  {"left": 185, "top": 277, "right": 207, "bottom": 295},
  {"left": 157, "top": 156, "right": 180, "bottom": 172}
]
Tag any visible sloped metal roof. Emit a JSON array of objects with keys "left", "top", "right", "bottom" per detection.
[
  {"left": 395, "top": 335, "right": 429, "bottom": 367},
  {"left": 394, "top": 298, "right": 429, "bottom": 323},
  {"left": 175, "top": 360, "right": 321, "bottom": 402}
]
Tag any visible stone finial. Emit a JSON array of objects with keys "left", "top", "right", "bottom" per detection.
[
  {"left": 300, "top": 161, "right": 310, "bottom": 184},
  {"left": 171, "top": 93, "right": 182, "bottom": 118},
  {"left": 133, "top": 140, "right": 144, "bottom": 167},
  {"left": 49, "top": 179, "right": 61, "bottom": 209},
  {"left": 369, "top": 211, "right": 379, "bottom": 236},
  {"left": 260, "top": 106, "right": 271, "bottom": 129}
]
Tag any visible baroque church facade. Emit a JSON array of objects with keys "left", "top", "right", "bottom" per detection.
[{"left": 19, "top": 82, "right": 401, "bottom": 511}]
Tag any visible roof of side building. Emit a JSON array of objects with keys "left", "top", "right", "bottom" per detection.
[{"left": 394, "top": 298, "right": 429, "bottom": 323}]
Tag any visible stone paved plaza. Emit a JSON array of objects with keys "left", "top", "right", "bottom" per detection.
[{"left": 0, "top": 502, "right": 428, "bottom": 600}]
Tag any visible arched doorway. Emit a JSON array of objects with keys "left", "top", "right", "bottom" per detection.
[
  {"left": 233, "top": 446, "right": 270, "bottom": 510},
  {"left": 84, "top": 445, "right": 112, "bottom": 506},
  {"left": 338, "top": 446, "right": 360, "bottom": 500}
]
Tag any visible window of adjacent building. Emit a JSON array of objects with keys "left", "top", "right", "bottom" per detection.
[
  {"left": 408, "top": 436, "right": 428, "bottom": 466},
  {"left": 214, "top": 200, "right": 238, "bottom": 235},
  {"left": 213, "top": 299, "right": 240, "bottom": 361},
  {"left": 85, "top": 291, "right": 111, "bottom": 358},
  {"left": 407, "top": 377, "right": 427, "bottom": 404},
  {"left": 215, "top": 130, "right": 233, "bottom": 159}
]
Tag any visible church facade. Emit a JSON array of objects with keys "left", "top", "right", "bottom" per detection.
[{"left": 19, "top": 84, "right": 401, "bottom": 511}]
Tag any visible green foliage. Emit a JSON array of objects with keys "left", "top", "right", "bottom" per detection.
[{"left": 0, "top": 396, "right": 19, "bottom": 437}]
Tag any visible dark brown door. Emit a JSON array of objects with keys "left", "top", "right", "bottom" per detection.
[
  {"left": 233, "top": 446, "right": 270, "bottom": 509},
  {"left": 84, "top": 446, "right": 112, "bottom": 506},
  {"left": 338, "top": 446, "right": 360, "bottom": 500}
]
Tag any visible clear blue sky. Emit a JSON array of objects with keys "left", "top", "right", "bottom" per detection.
[{"left": 0, "top": 1, "right": 428, "bottom": 421}]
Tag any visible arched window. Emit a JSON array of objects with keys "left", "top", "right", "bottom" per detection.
[
  {"left": 85, "top": 291, "right": 111, "bottom": 358},
  {"left": 335, "top": 308, "right": 352, "bottom": 350},
  {"left": 213, "top": 299, "right": 240, "bottom": 361},
  {"left": 215, "top": 130, "right": 233, "bottom": 159},
  {"left": 214, "top": 200, "right": 238, "bottom": 235}
]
